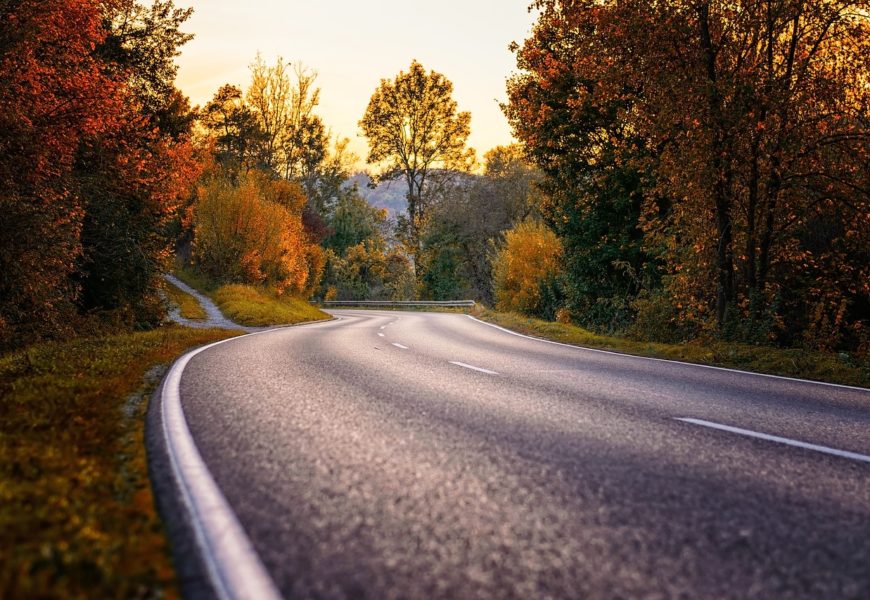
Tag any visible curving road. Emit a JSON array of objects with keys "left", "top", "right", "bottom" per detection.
[{"left": 166, "top": 309, "right": 870, "bottom": 599}]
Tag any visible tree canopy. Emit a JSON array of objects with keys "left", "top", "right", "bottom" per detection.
[
  {"left": 507, "top": 0, "right": 870, "bottom": 348},
  {"left": 360, "top": 60, "right": 473, "bottom": 267}
]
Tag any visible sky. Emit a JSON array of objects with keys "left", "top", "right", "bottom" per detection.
[{"left": 174, "top": 1, "right": 539, "bottom": 167}]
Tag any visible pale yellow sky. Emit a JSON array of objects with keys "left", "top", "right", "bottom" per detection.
[{"left": 175, "top": 1, "right": 538, "bottom": 166}]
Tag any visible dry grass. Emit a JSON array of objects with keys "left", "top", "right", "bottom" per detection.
[
  {"left": 477, "top": 309, "right": 869, "bottom": 388},
  {"left": 163, "top": 279, "right": 207, "bottom": 321},
  {"left": 0, "top": 326, "right": 241, "bottom": 599}
]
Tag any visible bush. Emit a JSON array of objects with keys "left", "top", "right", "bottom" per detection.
[
  {"left": 629, "top": 288, "right": 699, "bottom": 344},
  {"left": 492, "top": 219, "right": 564, "bottom": 316},
  {"left": 193, "top": 172, "right": 321, "bottom": 295},
  {"left": 320, "top": 243, "right": 415, "bottom": 301}
]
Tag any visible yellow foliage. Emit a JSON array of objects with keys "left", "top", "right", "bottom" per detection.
[{"left": 492, "top": 219, "right": 563, "bottom": 314}]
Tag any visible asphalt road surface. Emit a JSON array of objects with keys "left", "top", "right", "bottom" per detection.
[{"left": 174, "top": 309, "right": 870, "bottom": 599}]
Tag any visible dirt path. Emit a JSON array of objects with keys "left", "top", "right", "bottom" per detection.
[{"left": 163, "top": 274, "right": 251, "bottom": 331}]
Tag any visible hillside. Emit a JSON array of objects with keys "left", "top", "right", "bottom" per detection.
[{"left": 347, "top": 172, "right": 408, "bottom": 218}]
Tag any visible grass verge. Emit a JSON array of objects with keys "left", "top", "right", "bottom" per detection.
[
  {"left": 213, "top": 284, "right": 329, "bottom": 327},
  {"left": 476, "top": 309, "right": 869, "bottom": 388},
  {"left": 173, "top": 263, "right": 329, "bottom": 327},
  {"left": 163, "top": 280, "right": 207, "bottom": 321},
  {"left": 0, "top": 326, "right": 242, "bottom": 599}
]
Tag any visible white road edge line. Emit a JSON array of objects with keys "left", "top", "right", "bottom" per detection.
[
  {"left": 675, "top": 417, "right": 870, "bottom": 464},
  {"left": 392, "top": 342, "right": 409, "bottom": 349},
  {"left": 466, "top": 315, "right": 869, "bottom": 392},
  {"left": 449, "top": 361, "right": 500, "bottom": 375},
  {"left": 161, "top": 331, "right": 287, "bottom": 600}
]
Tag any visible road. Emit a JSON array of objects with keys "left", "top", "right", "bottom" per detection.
[{"left": 169, "top": 309, "right": 870, "bottom": 599}]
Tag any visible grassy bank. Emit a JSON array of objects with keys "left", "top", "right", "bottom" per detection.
[
  {"left": 0, "top": 326, "right": 241, "bottom": 599},
  {"left": 173, "top": 265, "right": 329, "bottom": 327},
  {"left": 213, "top": 285, "right": 328, "bottom": 327},
  {"left": 163, "top": 279, "right": 207, "bottom": 321},
  {"left": 477, "top": 309, "right": 869, "bottom": 388}
]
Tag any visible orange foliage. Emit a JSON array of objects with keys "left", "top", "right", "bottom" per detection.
[
  {"left": 193, "top": 173, "right": 321, "bottom": 295},
  {"left": 1, "top": 0, "right": 203, "bottom": 345},
  {"left": 0, "top": 0, "right": 123, "bottom": 343}
]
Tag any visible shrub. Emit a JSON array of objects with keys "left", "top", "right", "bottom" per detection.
[
  {"left": 192, "top": 172, "right": 317, "bottom": 294},
  {"left": 492, "top": 220, "right": 564, "bottom": 316},
  {"left": 320, "top": 243, "right": 415, "bottom": 301}
]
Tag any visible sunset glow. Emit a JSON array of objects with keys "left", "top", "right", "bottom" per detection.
[{"left": 175, "top": 1, "right": 538, "bottom": 162}]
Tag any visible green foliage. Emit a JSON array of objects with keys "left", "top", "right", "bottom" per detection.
[
  {"left": 212, "top": 284, "right": 329, "bottom": 327},
  {"left": 420, "top": 222, "right": 465, "bottom": 300},
  {"left": 505, "top": 11, "right": 660, "bottom": 335},
  {"left": 75, "top": 136, "right": 197, "bottom": 329},
  {"left": 0, "top": 326, "right": 240, "bottom": 599},
  {"left": 200, "top": 84, "right": 268, "bottom": 175},
  {"left": 629, "top": 288, "right": 699, "bottom": 344},
  {"left": 323, "top": 188, "right": 389, "bottom": 256},
  {"left": 170, "top": 262, "right": 214, "bottom": 295},
  {"left": 321, "top": 243, "right": 416, "bottom": 302},
  {"left": 417, "top": 146, "right": 540, "bottom": 303}
]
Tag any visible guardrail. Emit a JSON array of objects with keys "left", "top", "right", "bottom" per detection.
[{"left": 319, "top": 300, "right": 476, "bottom": 308}]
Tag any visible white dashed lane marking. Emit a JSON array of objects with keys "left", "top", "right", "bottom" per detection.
[
  {"left": 449, "top": 361, "right": 499, "bottom": 376},
  {"left": 676, "top": 417, "right": 870, "bottom": 463}
]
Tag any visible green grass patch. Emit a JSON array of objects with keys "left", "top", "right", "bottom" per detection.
[
  {"left": 477, "top": 309, "right": 869, "bottom": 388},
  {"left": 163, "top": 280, "right": 207, "bottom": 321},
  {"left": 0, "top": 326, "right": 242, "bottom": 599},
  {"left": 213, "top": 284, "right": 329, "bottom": 327}
]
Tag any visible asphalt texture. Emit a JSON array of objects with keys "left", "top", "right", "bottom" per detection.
[{"left": 173, "top": 310, "right": 870, "bottom": 599}]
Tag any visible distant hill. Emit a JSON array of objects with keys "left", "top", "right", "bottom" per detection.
[{"left": 346, "top": 173, "right": 407, "bottom": 219}]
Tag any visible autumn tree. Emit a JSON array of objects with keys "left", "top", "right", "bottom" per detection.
[
  {"left": 0, "top": 0, "right": 119, "bottom": 344},
  {"left": 360, "top": 60, "right": 473, "bottom": 269},
  {"left": 420, "top": 146, "right": 540, "bottom": 302},
  {"left": 321, "top": 242, "right": 416, "bottom": 302},
  {"left": 201, "top": 84, "right": 268, "bottom": 175},
  {"left": 505, "top": 5, "right": 661, "bottom": 333},
  {"left": 0, "top": 0, "right": 202, "bottom": 344},
  {"left": 511, "top": 1, "right": 869, "bottom": 348},
  {"left": 193, "top": 172, "right": 320, "bottom": 294},
  {"left": 76, "top": 0, "right": 199, "bottom": 324},
  {"left": 203, "top": 55, "right": 350, "bottom": 237},
  {"left": 99, "top": 0, "right": 194, "bottom": 135},
  {"left": 246, "top": 55, "right": 330, "bottom": 187}
]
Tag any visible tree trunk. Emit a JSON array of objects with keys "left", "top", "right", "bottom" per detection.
[{"left": 698, "top": 3, "right": 736, "bottom": 329}]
